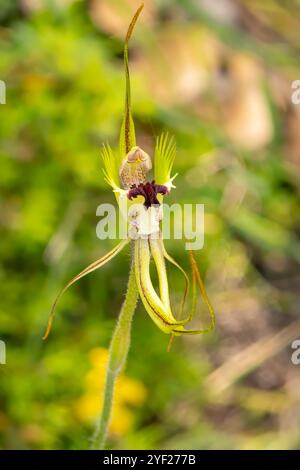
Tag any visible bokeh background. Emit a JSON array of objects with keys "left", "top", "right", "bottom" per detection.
[{"left": 1, "top": 0, "right": 300, "bottom": 450}]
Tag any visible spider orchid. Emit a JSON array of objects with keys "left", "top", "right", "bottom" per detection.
[{"left": 43, "top": 3, "right": 215, "bottom": 341}]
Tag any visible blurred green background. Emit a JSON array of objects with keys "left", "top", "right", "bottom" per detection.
[{"left": 1, "top": 0, "right": 300, "bottom": 450}]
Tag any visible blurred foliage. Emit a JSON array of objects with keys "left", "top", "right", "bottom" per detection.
[
  {"left": 75, "top": 348, "right": 147, "bottom": 435},
  {"left": 0, "top": 0, "right": 300, "bottom": 450}
]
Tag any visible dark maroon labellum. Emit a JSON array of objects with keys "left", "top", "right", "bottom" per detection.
[{"left": 127, "top": 180, "right": 168, "bottom": 209}]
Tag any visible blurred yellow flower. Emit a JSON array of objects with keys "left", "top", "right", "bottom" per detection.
[{"left": 74, "top": 348, "right": 147, "bottom": 436}]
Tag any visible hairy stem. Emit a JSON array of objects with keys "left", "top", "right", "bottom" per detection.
[{"left": 91, "top": 248, "right": 139, "bottom": 449}]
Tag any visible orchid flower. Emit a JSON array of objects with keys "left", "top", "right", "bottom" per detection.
[
  {"left": 44, "top": 4, "right": 216, "bottom": 450},
  {"left": 43, "top": 3, "right": 215, "bottom": 342}
]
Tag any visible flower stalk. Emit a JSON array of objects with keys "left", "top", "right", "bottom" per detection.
[{"left": 91, "top": 248, "right": 138, "bottom": 449}]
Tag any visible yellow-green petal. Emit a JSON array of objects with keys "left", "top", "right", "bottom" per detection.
[
  {"left": 43, "top": 239, "right": 129, "bottom": 339},
  {"left": 134, "top": 237, "right": 187, "bottom": 334},
  {"left": 154, "top": 132, "right": 177, "bottom": 185}
]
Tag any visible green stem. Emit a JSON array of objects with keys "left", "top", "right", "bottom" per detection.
[{"left": 91, "top": 248, "right": 139, "bottom": 449}]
